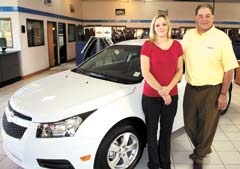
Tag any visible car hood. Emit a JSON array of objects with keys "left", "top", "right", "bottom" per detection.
[{"left": 9, "top": 70, "right": 135, "bottom": 122}]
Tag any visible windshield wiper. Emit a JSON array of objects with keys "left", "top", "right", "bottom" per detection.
[
  {"left": 75, "top": 69, "right": 140, "bottom": 84},
  {"left": 74, "top": 68, "right": 86, "bottom": 74},
  {"left": 87, "top": 72, "right": 106, "bottom": 78},
  {"left": 86, "top": 71, "right": 122, "bottom": 83}
]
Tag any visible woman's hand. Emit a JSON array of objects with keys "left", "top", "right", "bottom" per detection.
[
  {"left": 163, "top": 94, "right": 172, "bottom": 105},
  {"left": 157, "top": 86, "right": 170, "bottom": 97},
  {"left": 157, "top": 86, "right": 171, "bottom": 105}
]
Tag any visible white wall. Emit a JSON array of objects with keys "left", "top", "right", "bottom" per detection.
[
  {"left": 214, "top": 3, "right": 240, "bottom": 27},
  {"left": 18, "top": 12, "right": 80, "bottom": 76},
  {"left": 1, "top": 0, "right": 240, "bottom": 77},
  {"left": 81, "top": 1, "right": 240, "bottom": 28},
  {"left": 0, "top": 0, "right": 18, "bottom": 6},
  {"left": 17, "top": 0, "right": 82, "bottom": 18},
  {"left": 18, "top": 0, "right": 82, "bottom": 76},
  {"left": 1, "top": 0, "right": 82, "bottom": 76},
  {"left": 81, "top": 1, "right": 197, "bottom": 28},
  {"left": 0, "top": 12, "right": 21, "bottom": 50},
  {"left": 18, "top": 13, "right": 49, "bottom": 76}
]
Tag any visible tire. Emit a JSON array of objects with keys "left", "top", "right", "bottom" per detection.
[
  {"left": 94, "top": 122, "right": 145, "bottom": 169},
  {"left": 221, "top": 82, "right": 233, "bottom": 115}
]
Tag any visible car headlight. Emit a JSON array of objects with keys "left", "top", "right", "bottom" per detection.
[{"left": 36, "top": 110, "right": 95, "bottom": 138}]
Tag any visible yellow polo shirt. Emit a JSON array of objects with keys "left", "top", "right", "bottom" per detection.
[{"left": 182, "top": 26, "right": 239, "bottom": 86}]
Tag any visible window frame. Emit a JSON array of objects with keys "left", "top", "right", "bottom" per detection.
[
  {"left": 27, "top": 19, "right": 45, "bottom": 47},
  {"left": 0, "top": 18, "right": 13, "bottom": 48},
  {"left": 68, "top": 24, "right": 76, "bottom": 42}
]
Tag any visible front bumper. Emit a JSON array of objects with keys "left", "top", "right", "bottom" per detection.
[{"left": 1, "top": 112, "right": 97, "bottom": 169}]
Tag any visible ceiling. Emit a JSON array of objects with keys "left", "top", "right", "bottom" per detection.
[
  {"left": 82, "top": 0, "right": 240, "bottom": 2},
  {"left": 172, "top": 0, "right": 240, "bottom": 2}
]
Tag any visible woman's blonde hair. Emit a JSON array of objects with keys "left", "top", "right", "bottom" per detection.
[{"left": 149, "top": 14, "right": 172, "bottom": 41}]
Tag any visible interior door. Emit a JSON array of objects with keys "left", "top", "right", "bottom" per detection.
[
  {"left": 58, "top": 23, "right": 67, "bottom": 63},
  {"left": 47, "top": 22, "right": 58, "bottom": 67}
]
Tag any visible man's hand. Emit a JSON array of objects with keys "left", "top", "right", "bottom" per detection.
[{"left": 218, "top": 93, "right": 228, "bottom": 110}]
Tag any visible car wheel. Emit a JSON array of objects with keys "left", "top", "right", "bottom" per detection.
[
  {"left": 221, "top": 82, "right": 233, "bottom": 115},
  {"left": 94, "top": 122, "right": 145, "bottom": 169}
]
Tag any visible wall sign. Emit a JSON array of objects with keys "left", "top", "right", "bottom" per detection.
[
  {"left": 115, "top": 9, "right": 125, "bottom": 16},
  {"left": 44, "top": 0, "right": 52, "bottom": 6},
  {"left": 158, "top": 9, "right": 168, "bottom": 16},
  {"left": 70, "top": 4, "right": 75, "bottom": 13}
]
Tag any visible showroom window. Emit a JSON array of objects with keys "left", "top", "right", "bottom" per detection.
[
  {"left": 0, "top": 18, "right": 13, "bottom": 48},
  {"left": 27, "top": 19, "right": 44, "bottom": 47},
  {"left": 68, "top": 24, "right": 76, "bottom": 42}
]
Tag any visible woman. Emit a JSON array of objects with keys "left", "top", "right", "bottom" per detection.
[{"left": 140, "top": 14, "right": 183, "bottom": 169}]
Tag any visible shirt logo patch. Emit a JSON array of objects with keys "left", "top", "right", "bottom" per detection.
[{"left": 207, "top": 46, "right": 214, "bottom": 49}]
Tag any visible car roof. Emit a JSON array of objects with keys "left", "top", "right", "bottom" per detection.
[{"left": 116, "top": 39, "right": 148, "bottom": 46}]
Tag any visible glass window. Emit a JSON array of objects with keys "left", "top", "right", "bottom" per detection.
[
  {"left": 76, "top": 45, "right": 142, "bottom": 84},
  {"left": 68, "top": 24, "right": 76, "bottom": 42},
  {"left": 27, "top": 19, "right": 44, "bottom": 47},
  {"left": 0, "top": 18, "right": 13, "bottom": 48},
  {"left": 76, "top": 25, "right": 84, "bottom": 42}
]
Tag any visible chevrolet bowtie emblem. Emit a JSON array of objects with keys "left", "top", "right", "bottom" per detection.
[{"left": 8, "top": 111, "right": 15, "bottom": 122}]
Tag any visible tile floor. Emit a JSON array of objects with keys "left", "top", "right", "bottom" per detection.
[{"left": 0, "top": 61, "right": 240, "bottom": 169}]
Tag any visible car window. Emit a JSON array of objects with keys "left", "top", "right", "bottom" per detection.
[{"left": 74, "top": 45, "right": 143, "bottom": 84}]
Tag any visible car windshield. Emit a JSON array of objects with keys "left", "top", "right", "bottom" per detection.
[{"left": 73, "top": 45, "right": 143, "bottom": 84}]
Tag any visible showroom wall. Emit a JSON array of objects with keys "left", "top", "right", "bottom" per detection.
[
  {"left": 0, "top": 0, "right": 82, "bottom": 77},
  {"left": 81, "top": 1, "right": 240, "bottom": 28},
  {"left": 1, "top": 0, "right": 240, "bottom": 77},
  {"left": 16, "top": 0, "right": 82, "bottom": 77},
  {"left": 81, "top": 1, "right": 196, "bottom": 28}
]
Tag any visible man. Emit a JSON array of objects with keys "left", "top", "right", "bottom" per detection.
[{"left": 181, "top": 4, "right": 239, "bottom": 169}]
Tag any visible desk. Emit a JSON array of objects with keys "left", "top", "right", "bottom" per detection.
[{"left": 0, "top": 51, "right": 21, "bottom": 87}]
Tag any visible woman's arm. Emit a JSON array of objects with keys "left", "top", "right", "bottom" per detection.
[{"left": 140, "top": 54, "right": 163, "bottom": 92}]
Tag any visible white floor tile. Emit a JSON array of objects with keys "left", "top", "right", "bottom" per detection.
[
  {"left": 213, "top": 132, "right": 229, "bottom": 141},
  {"left": 220, "top": 124, "right": 240, "bottom": 133},
  {"left": 1, "top": 61, "right": 240, "bottom": 169},
  {"left": 172, "top": 152, "right": 193, "bottom": 164},
  {"left": 212, "top": 141, "right": 237, "bottom": 152},
  {"left": 219, "top": 116, "right": 234, "bottom": 125},
  {"left": 0, "top": 130, "right": 3, "bottom": 142},
  {"left": 174, "top": 164, "right": 192, "bottom": 169},
  {"left": 204, "top": 151, "right": 222, "bottom": 164},
  {"left": 231, "top": 141, "right": 240, "bottom": 151},
  {"left": 218, "top": 152, "right": 240, "bottom": 164},
  {"left": 171, "top": 139, "right": 193, "bottom": 152},
  {"left": 225, "top": 164, "right": 240, "bottom": 169},
  {"left": 0, "top": 156, "right": 19, "bottom": 169},
  {"left": 224, "top": 132, "right": 240, "bottom": 141},
  {"left": 204, "top": 164, "right": 225, "bottom": 169},
  {"left": 0, "top": 143, "right": 5, "bottom": 156},
  {"left": 0, "top": 155, "right": 5, "bottom": 161},
  {"left": 173, "top": 132, "right": 190, "bottom": 141}
]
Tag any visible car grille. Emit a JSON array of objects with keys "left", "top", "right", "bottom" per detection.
[
  {"left": 2, "top": 112, "right": 27, "bottom": 139},
  {"left": 37, "top": 159, "right": 74, "bottom": 169},
  {"left": 2, "top": 103, "right": 32, "bottom": 139}
]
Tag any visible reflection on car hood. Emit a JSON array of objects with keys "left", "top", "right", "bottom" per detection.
[{"left": 10, "top": 70, "right": 135, "bottom": 122}]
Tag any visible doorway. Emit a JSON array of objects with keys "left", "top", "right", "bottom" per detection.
[
  {"left": 47, "top": 22, "right": 58, "bottom": 67},
  {"left": 58, "top": 23, "right": 67, "bottom": 63}
]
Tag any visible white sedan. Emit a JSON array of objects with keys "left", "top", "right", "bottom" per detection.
[{"left": 1, "top": 39, "right": 185, "bottom": 169}]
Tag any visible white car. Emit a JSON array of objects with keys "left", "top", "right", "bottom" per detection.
[{"left": 1, "top": 39, "right": 185, "bottom": 169}]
